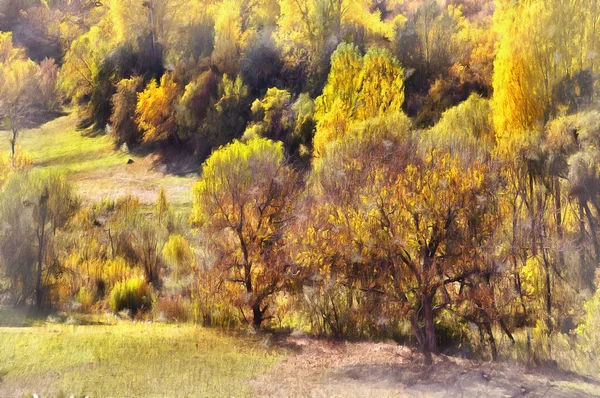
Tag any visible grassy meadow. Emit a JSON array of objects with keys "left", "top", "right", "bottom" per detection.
[
  {"left": 0, "top": 114, "right": 197, "bottom": 207},
  {"left": 0, "top": 309, "right": 281, "bottom": 398}
]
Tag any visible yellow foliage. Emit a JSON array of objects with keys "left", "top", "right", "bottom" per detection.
[
  {"left": 136, "top": 74, "right": 180, "bottom": 143},
  {"left": 313, "top": 43, "right": 405, "bottom": 157}
]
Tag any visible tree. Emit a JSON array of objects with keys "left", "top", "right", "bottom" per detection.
[
  {"left": 240, "top": 33, "right": 284, "bottom": 95},
  {"left": 244, "top": 87, "right": 293, "bottom": 143},
  {"left": 0, "top": 57, "right": 41, "bottom": 157},
  {"left": 307, "top": 114, "right": 499, "bottom": 362},
  {"left": 136, "top": 73, "right": 181, "bottom": 144},
  {"left": 201, "top": 74, "right": 251, "bottom": 152},
  {"left": 313, "top": 43, "right": 405, "bottom": 156},
  {"left": 176, "top": 70, "right": 220, "bottom": 140},
  {"left": 111, "top": 76, "right": 145, "bottom": 147},
  {"left": 212, "top": 0, "right": 245, "bottom": 75},
  {"left": 190, "top": 137, "right": 298, "bottom": 327},
  {"left": 0, "top": 171, "right": 79, "bottom": 307},
  {"left": 60, "top": 25, "right": 111, "bottom": 104},
  {"left": 38, "top": 58, "right": 60, "bottom": 112}
]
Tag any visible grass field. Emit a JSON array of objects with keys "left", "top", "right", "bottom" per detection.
[
  {"left": 0, "top": 114, "right": 197, "bottom": 207},
  {"left": 0, "top": 315, "right": 281, "bottom": 397}
]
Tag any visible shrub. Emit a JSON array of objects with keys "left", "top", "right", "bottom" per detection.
[
  {"left": 108, "top": 277, "right": 153, "bottom": 316},
  {"left": 75, "top": 286, "right": 95, "bottom": 312},
  {"left": 155, "top": 295, "right": 190, "bottom": 322}
]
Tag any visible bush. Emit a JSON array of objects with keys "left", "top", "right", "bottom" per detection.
[
  {"left": 155, "top": 295, "right": 190, "bottom": 322},
  {"left": 109, "top": 277, "right": 153, "bottom": 316},
  {"left": 75, "top": 286, "right": 95, "bottom": 312}
]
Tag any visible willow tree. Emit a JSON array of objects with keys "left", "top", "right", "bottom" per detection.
[
  {"left": 313, "top": 43, "right": 405, "bottom": 156},
  {"left": 190, "top": 137, "right": 298, "bottom": 327}
]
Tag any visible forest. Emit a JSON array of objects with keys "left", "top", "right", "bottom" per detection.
[{"left": 1, "top": 0, "right": 600, "bottom": 392}]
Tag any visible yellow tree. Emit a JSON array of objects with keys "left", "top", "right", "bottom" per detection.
[
  {"left": 307, "top": 115, "right": 499, "bottom": 361},
  {"left": 313, "top": 43, "right": 405, "bottom": 156},
  {"left": 60, "top": 25, "right": 113, "bottom": 105},
  {"left": 212, "top": 0, "right": 247, "bottom": 75},
  {"left": 190, "top": 137, "right": 298, "bottom": 328},
  {"left": 135, "top": 73, "right": 180, "bottom": 144},
  {"left": 0, "top": 34, "right": 41, "bottom": 157},
  {"left": 491, "top": 0, "right": 593, "bottom": 350}
]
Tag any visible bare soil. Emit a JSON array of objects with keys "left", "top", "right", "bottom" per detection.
[{"left": 252, "top": 337, "right": 600, "bottom": 398}]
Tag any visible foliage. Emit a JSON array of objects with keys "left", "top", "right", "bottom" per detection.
[
  {"left": 109, "top": 276, "right": 154, "bottom": 316},
  {"left": 0, "top": 41, "right": 42, "bottom": 156},
  {"left": 313, "top": 43, "right": 405, "bottom": 156},
  {"left": 0, "top": 171, "right": 79, "bottom": 307},
  {"left": 136, "top": 73, "right": 181, "bottom": 144},
  {"left": 191, "top": 137, "right": 297, "bottom": 327},
  {"left": 111, "top": 76, "right": 144, "bottom": 147},
  {"left": 200, "top": 74, "right": 251, "bottom": 153}
]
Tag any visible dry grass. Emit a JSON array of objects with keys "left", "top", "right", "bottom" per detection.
[{"left": 251, "top": 336, "right": 600, "bottom": 398}]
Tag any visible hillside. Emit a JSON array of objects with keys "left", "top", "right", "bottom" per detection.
[{"left": 0, "top": 113, "right": 197, "bottom": 207}]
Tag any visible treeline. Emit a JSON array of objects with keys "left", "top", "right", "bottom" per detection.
[
  {"left": 1, "top": 0, "right": 495, "bottom": 160},
  {"left": 1, "top": 0, "right": 600, "bottom": 371}
]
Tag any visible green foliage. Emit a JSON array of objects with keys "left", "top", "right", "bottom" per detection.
[
  {"left": 201, "top": 74, "right": 251, "bottom": 152},
  {"left": 423, "top": 94, "right": 494, "bottom": 159}
]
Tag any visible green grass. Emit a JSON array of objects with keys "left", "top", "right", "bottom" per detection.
[
  {"left": 0, "top": 322, "right": 281, "bottom": 397},
  {"left": 0, "top": 113, "right": 196, "bottom": 206},
  {"left": 0, "top": 114, "right": 127, "bottom": 174}
]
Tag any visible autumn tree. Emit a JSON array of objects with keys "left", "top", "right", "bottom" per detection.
[
  {"left": 176, "top": 70, "right": 220, "bottom": 141},
  {"left": 244, "top": 88, "right": 316, "bottom": 161},
  {"left": 307, "top": 113, "right": 499, "bottom": 361},
  {"left": 190, "top": 137, "right": 298, "bottom": 327},
  {"left": 212, "top": 0, "right": 246, "bottom": 75},
  {"left": 136, "top": 73, "right": 181, "bottom": 144},
  {"left": 0, "top": 33, "right": 41, "bottom": 157},
  {"left": 111, "top": 76, "right": 145, "bottom": 147},
  {"left": 200, "top": 75, "right": 251, "bottom": 152},
  {"left": 313, "top": 43, "right": 405, "bottom": 156}
]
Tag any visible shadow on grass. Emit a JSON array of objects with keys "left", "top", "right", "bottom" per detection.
[
  {"left": 0, "top": 306, "right": 50, "bottom": 327},
  {"left": 27, "top": 111, "right": 69, "bottom": 129}
]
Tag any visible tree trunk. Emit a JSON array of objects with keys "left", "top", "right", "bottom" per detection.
[
  {"left": 582, "top": 200, "right": 600, "bottom": 268},
  {"left": 554, "top": 178, "right": 565, "bottom": 269},
  {"left": 483, "top": 322, "right": 497, "bottom": 361},
  {"left": 10, "top": 128, "right": 17, "bottom": 158},
  {"left": 408, "top": 310, "right": 432, "bottom": 365},
  {"left": 578, "top": 202, "right": 594, "bottom": 289},
  {"left": 422, "top": 293, "right": 437, "bottom": 364},
  {"left": 36, "top": 210, "right": 48, "bottom": 308},
  {"left": 252, "top": 301, "right": 263, "bottom": 328}
]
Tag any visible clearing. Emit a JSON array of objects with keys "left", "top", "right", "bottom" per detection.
[
  {"left": 1, "top": 312, "right": 599, "bottom": 398},
  {"left": 0, "top": 114, "right": 198, "bottom": 207}
]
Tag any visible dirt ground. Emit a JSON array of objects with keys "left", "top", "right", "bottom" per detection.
[
  {"left": 75, "top": 152, "right": 197, "bottom": 206},
  {"left": 251, "top": 337, "right": 600, "bottom": 398}
]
